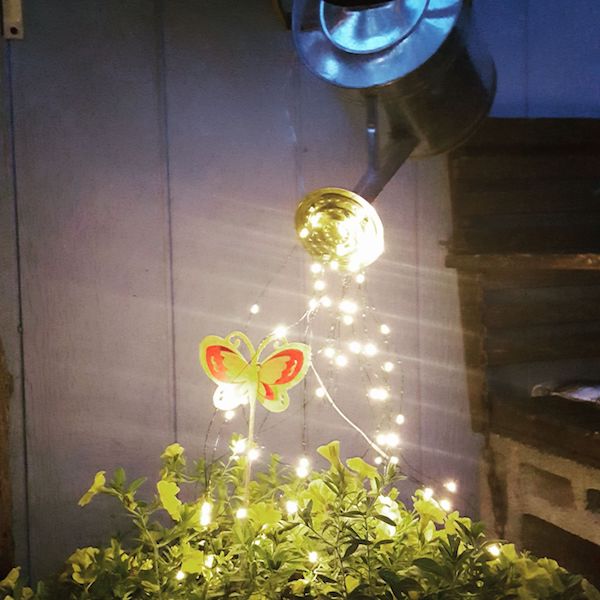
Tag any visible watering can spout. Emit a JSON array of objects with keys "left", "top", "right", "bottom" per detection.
[{"left": 352, "top": 94, "right": 417, "bottom": 203}]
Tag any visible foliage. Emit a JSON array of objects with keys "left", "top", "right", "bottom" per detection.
[{"left": 2, "top": 439, "right": 599, "bottom": 600}]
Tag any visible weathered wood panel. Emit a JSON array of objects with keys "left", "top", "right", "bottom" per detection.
[
  {"left": 485, "top": 326, "right": 600, "bottom": 366},
  {"left": 453, "top": 180, "right": 600, "bottom": 218},
  {"left": 0, "top": 39, "right": 25, "bottom": 575},
  {"left": 482, "top": 270, "right": 600, "bottom": 290},
  {"left": 11, "top": 0, "right": 174, "bottom": 579}
]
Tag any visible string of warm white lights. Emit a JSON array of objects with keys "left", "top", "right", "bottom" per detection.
[
  {"left": 204, "top": 256, "right": 464, "bottom": 514},
  {"left": 309, "top": 364, "right": 390, "bottom": 460}
]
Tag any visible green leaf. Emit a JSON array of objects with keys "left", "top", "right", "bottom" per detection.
[
  {"left": 161, "top": 442, "right": 185, "bottom": 461},
  {"left": 380, "top": 569, "right": 421, "bottom": 599},
  {"left": 249, "top": 501, "right": 282, "bottom": 526},
  {"left": 414, "top": 498, "right": 445, "bottom": 524},
  {"left": 375, "top": 513, "right": 396, "bottom": 527},
  {"left": 112, "top": 467, "right": 126, "bottom": 489},
  {"left": 343, "top": 542, "right": 359, "bottom": 559},
  {"left": 156, "top": 480, "right": 182, "bottom": 521},
  {"left": 78, "top": 471, "right": 106, "bottom": 507},
  {"left": 347, "top": 457, "right": 378, "bottom": 480},
  {"left": 317, "top": 441, "right": 342, "bottom": 469},
  {"left": 0, "top": 567, "right": 20, "bottom": 589},
  {"left": 413, "top": 557, "right": 446, "bottom": 578},
  {"left": 345, "top": 575, "right": 360, "bottom": 594},
  {"left": 583, "top": 579, "right": 600, "bottom": 600},
  {"left": 128, "top": 477, "right": 147, "bottom": 494},
  {"left": 182, "top": 548, "right": 205, "bottom": 574}
]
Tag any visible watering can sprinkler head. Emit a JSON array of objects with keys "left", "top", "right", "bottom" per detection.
[{"left": 295, "top": 94, "right": 415, "bottom": 271}]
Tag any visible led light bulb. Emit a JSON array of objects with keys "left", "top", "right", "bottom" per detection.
[
  {"left": 313, "top": 279, "right": 326, "bottom": 291},
  {"left": 236, "top": 507, "right": 248, "bottom": 519},
  {"left": 423, "top": 487, "right": 434, "bottom": 500},
  {"left": 200, "top": 501, "right": 213, "bottom": 527},
  {"left": 296, "top": 464, "right": 310, "bottom": 478},
  {"left": 232, "top": 439, "right": 247, "bottom": 455},
  {"left": 339, "top": 299, "right": 358, "bottom": 314},
  {"left": 382, "top": 361, "right": 394, "bottom": 372},
  {"left": 443, "top": 480, "right": 458, "bottom": 494},
  {"left": 175, "top": 570, "right": 185, "bottom": 581},
  {"left": 376, "top": 433, "right": 386, "bottom": 446},
  {"left": 439, "top": 498, "right": 452, "bottom": 512},
  {"left": 389, "top": 456, "right": 399, "bottom": 465},
  {"left": 250, "top": 303, "right": 260, "bottom": 315},
  {"left": 248, "top": 448, "right": 260, "bottom": 462},
  {"left": 315, "top": 387, "right": 326, "bottom": 398},
  {"left": 363, "top": 342, "right": 378, "bottom": 357},
  {"left": 349, "top": 341, "right": 362, "bottom": 354},
  {"left": 342, "top": 314, "right": 354, "bottom": 325},
  {"left": 273, "top": 325, "right": 288, "bottom": 338},
  {"left": 487, "top": 543, "right": 501, "bottom": 557},
  {"left": 320, "top": 295, "right": 332, "bottom": 308},
  {"left": 224, "top": 410, "right": 236, "bottom": 422},
  {"left": 329, "top": 260, "right": 339, "bottom": 271},
  {"left": 385, "top": 432, "right": 400, "bottom": 447},
  {"left": 299, "top": 228, "right": 309, "bottom": 239},
  {"left": 298, "top": 457, "right": 310, "bottom": 468},
  {"left": 355, "top": 273, "right": 365, "bottom": 284},
  {"left": 308, "top": 298, "right": 319, "bottom": 310},
  {"left": 374, "top": 456, "right": 383, "bottom": 465},
  {"left": 368, "top": 387, "right": 389, "bottom": 401},
  {"left": 334, "top": 354, "right": 348, "bottom": 367},
  {"left": 310, "top": 262, "right": 323, "bottom": 274},
  {"left": 308, "top": 551, "right": 319, "bottom": 563},
  {"left": 395, "top": 413, "right": 405, "bottom": 425},
  {"left": 286, "top": 500, "right": 299, "bottom": 515},
  {"left": 380, "top": 324, "right": 391, "bottom": 335},
  {"left": 323, "top": 346, "right": 335, "bottom": 358}
]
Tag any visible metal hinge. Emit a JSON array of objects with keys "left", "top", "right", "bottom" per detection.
[{"left": 2, "top": 0, "right": 23, "bottom": 39}]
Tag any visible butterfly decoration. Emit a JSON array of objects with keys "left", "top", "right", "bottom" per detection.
[{"left": 199, "top": 331, "right": 311, "bottom": 413}]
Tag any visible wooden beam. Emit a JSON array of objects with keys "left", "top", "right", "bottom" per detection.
[
  {"left": 450, "top": 180, "right": 600, "bottom": 217},
  {"left": 483, "top": 299, "right": 600, "bottom": 329},
  {"left": 485, "top": 329, "right": 600, "bottom": 365},
  {"left": 446, "top": 253, "right": 600, "bottom": 271}
]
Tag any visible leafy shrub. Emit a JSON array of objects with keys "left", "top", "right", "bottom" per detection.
[{"left": 2, "top": 439, "right": 598, "bottom": 599}]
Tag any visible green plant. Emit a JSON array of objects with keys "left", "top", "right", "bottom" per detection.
[{"left": 2, "top": 439, "right": 599, "bottom": 600}]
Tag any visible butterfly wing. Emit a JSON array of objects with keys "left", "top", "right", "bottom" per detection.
[
  {"left": 257, "top": 343, "right": 311, "bottom": 413},
  {"left": 199, "top": 335, "right": 257, "bottom": 410}
]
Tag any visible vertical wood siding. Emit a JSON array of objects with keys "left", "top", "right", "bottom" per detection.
[{"left": 1, "top": 0, "right": 599, "bottom": 579}]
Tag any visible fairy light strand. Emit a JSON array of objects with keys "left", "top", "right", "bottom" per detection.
[{"left": 310, "top": 364, "right": 389, "bottom": 459}]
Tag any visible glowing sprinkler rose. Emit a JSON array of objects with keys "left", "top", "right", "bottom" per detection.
[{"left": 295, "top": 187, "right": 384, "bottom": 271}]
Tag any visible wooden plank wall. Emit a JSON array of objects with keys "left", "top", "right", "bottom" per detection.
[
  {"left": 8, "top": 1, "right": 176, "bottom": 579},
  {"left": 0, "top": 0, "right": 598, "bottom": 581}
]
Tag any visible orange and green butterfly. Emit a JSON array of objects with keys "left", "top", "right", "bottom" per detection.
[{"left": 199, "top": 331, "right": 311, "bottom": 413}]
